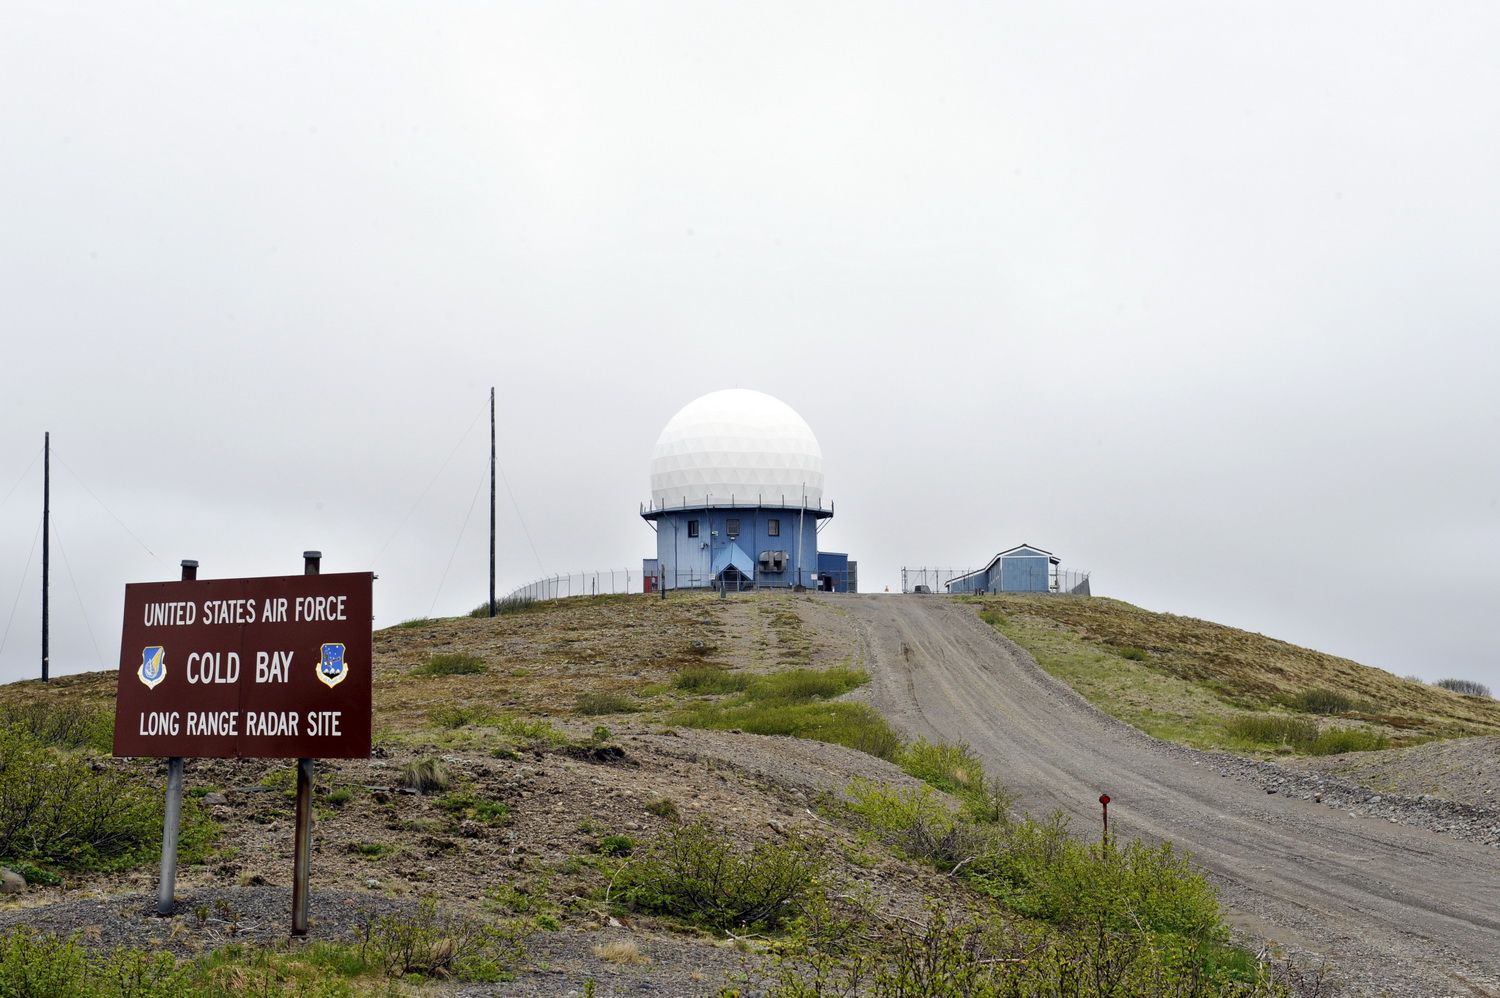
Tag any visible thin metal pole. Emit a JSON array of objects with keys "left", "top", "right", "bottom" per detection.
[
  {"left": 291, "top": 757, "right": 314, "bottom": 936},
  {"left": 293, "top": 551, "right": 320, "bottom": 936},
  {"left": 158, "top": 757, "right": 184, "bottom": 915},
  {"left": 41, "top": 432, "right": 49, "bottom": 682},
  {"left": 158, "top": 558, "right": 196, "bottom": 916},
  {"left": 489, "top": 387, "right": 496, "bottom": 617}
]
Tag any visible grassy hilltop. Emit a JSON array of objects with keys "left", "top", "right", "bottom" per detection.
[
  {"left": 965, "top": 594, "right": 1500, "bottom": 755},
  {"left": 1, "top": 591, "right": 1495, "bottom": 996}
]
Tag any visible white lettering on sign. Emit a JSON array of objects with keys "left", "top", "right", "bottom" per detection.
[
  {"left": 143, "top": 601, "right": 196, "bottom": 626},
  {"left": 262, "top": 597, "right": 288, "bottom": 623},
  {"left": 254, "top": 650, "right": 293, "bottom": 683},
  {"left": 186, "top": 651, "right": 241, "bottom": 684},
  {"left": 186, "top": 711, "right": 240, "bottom": 737},
  {"left": 201, "top": 599, "right": 256, "bottom": 625},
  {"left": 139, "top": 711, "right": 180, "bottom": 736},
  {"left": 246, "top": 711, "right": 300, "bottom": 737},
  {"left": 294, "top": 595, "right": 347, "bottom": 622},
  {"left": 307, "top": 711, "right": 342, "bottom": 737}
]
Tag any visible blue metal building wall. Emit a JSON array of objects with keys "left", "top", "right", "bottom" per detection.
[
  {"left": 1000, "top": 555, "right": 1050, "bottom": 592},
  {"left": 817, "top": 551, "right": 851, "bottom": 592},
  {"left": 654, "top": 508, "right": 820, "bottom": 589}
]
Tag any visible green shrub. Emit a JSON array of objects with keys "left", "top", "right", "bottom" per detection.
[
  {"left": 1115, "top": 645, "right": 1150, "bottom": 661},
  {"left": 1292, "top": 688, "right": 1353, "bottom": 715},
  {"left": 575, "top": 692, "right": 636, "bottom": 716},
  {"left": 398, "top": 757, "right": 453, "bottom": 794},
  {"left": 0, "top": 728, "right": 215, "bottom": 870},
  {"left": 1435, "top": 678, "right": 1493, "bottom": 698},
  {"left": 897, "top": 738, "right": 1012, "bottom": 823},
  {"left": 1, "top": 860, "right": 62, "bottom": 886},
  {"left": 763, "top": 902, "right": 1268, "bottom": 998},
  {"left": 841, "top": 779, "right": 985, "bottom": 867},
  {"left": 413, "top": 653, "right": 489, "bottom": 676},
  {"left": 0, "top": 702, "right": 113, "bottom": 752},
  {"left": 1309, "top": 728, "right": 1389, "bottom": 755},
  {"left": 971, "top": 835, "right": 1223, "bottom": 940},
  {"left": 357, "top": 895, "right": 523, "bottom": 980},
  {"left": 397, "top": 617, "right": 435, "bottom": 629},
  {"left": 597, "top": 834, "right": 635, "bottom": 857},
  {"left": 0, "top": 927, "right": 195, "bottom": 997},
  {"left": 614, "top": 818, "right": 827, "bottom": 931}
]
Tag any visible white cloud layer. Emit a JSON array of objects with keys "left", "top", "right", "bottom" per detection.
[{"left": 4, "top": 2, "right": 1498, "bottom": 692}]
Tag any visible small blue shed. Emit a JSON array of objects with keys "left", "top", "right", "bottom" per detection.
[{"left": 946, "top": 544, "right": 1059, "bottom": 594}]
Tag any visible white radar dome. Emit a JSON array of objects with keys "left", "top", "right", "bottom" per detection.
[{"left": 650, "top": 389, "right": 825, "bottom": 509}]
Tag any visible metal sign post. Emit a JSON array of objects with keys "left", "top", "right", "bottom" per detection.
[
  {"left": 1099, "top": 794, "right": 1111, "bottom": 845},
  {"left": 156, "top": 558, "right": 197, "bottom": 916},
  {"left": 292, "top": 551, "right": 320, "bottom": 937}
]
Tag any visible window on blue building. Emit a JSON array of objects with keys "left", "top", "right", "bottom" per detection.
[
  {"left": 767, "top": 519, "right": 780, "bottom": 536},
  {"left": 726, "top": 519, "right": 740, "bottom": 538},
  {"left": 687, "top": 520, "right": 699, "bottom": 537}
]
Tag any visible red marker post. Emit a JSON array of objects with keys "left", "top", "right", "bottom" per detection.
[{"left": 1099, "top": 794, "right": 1111, "bottom": 845}]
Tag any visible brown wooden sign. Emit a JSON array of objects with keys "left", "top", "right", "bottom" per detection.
[{"left": 112, "top": 572, "right": 373, "bottom": 758}]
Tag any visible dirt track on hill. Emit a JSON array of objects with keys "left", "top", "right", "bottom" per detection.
[{"left": 830, "top": 593, "right": 1500, "bottom": 998}]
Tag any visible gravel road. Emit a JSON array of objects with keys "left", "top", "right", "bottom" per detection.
[{"left": 830, "top": 593, "right": 1500, "bottom": 998}]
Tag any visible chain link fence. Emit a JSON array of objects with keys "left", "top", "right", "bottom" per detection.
[
  {"left": 901, "top": 567, "right": 1091, "bottom": 596},
  {"left": 502, "top": 565, "right": 858, "bottom": 601},
  {"left": 502, "top": 569, "right": 641, "bottom": 602}
]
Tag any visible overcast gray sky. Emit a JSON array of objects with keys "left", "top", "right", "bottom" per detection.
[{"left": 4, "top": 2, "right": 1498, "bottom": 693}]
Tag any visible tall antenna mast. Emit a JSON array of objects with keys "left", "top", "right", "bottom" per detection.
[
  {"left": 489, "top": 387, "right": 496, "bottom": 617},
  {"left": 42, "top": 431, "right": 50, "bottom": 682}
]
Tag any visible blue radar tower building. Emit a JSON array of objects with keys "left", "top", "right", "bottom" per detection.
[{"left": 641, "top": 389, "right": 854, "bottom": 593}]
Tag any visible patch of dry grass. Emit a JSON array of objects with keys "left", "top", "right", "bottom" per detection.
[{"left": 591, "top": 938, "right": 650, "bottom": 964}]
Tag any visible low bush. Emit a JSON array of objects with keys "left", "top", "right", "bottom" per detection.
[
  {"left": 0, "top": 728, "right": 215, "bottom": 870},
  {"left": 1292, "top": 688, "right": 1353, "bottom": 715},
  {"left": 357, "top": 895, "right": 523, "bottom": 980},
  {"left": 897, "top": 737, "right": 1012, "bottom": 823},
  {"left": 764, "top": 903, "right": 1274, "bottom": 998},
  {"left": 413, "top": 653, "right": 489, "bottom": 676},
  {"left": 1435, "top": 678, "right": 1493, "bottom": 698},
  {"left": 0, "top": 701, "right": 113, "bottom": 752},
  {"left": 1115, "top": 645, "right": 1150, "bottom": 661},
  {"left": 614, "top": 818, "right": 828, "bottom": 931},
  {"left": 1308, "top": 728, "right": 1389, "bottom": 755}
]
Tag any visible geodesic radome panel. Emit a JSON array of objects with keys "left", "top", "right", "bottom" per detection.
[{"left": 650, "top": 389, "right": 825, "bottom": 508}]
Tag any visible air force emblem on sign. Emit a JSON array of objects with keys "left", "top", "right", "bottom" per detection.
[
  {"left": 138, "top": 646, "right": 167, "bottom": 690},
  {"left": 317, "top": 643, "right": 349, "bottom": 688}
]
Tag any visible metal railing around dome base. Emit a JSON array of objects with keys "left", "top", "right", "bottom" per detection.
[
  {"left": 639, "top": 495, "right": 834, "bottom": 518},
  {"left": 900, "top": 567, "right": 1092, "bottom": 596},
  {"left": 499, "top": 567, "right": 858, "bottom": 602}
]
